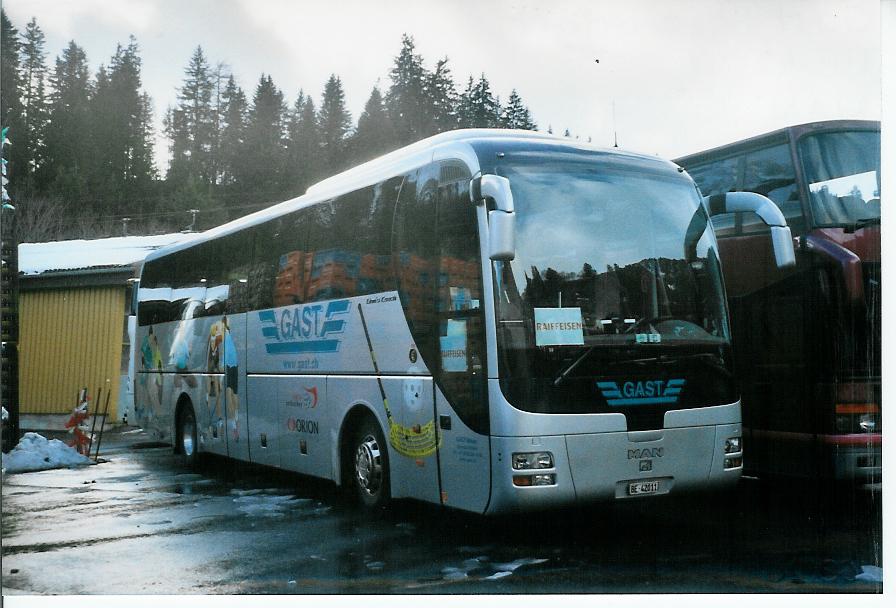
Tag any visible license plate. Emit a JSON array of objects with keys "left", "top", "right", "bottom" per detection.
[{"left": 628, "top": 480, "right": 659, "bottom": 496}]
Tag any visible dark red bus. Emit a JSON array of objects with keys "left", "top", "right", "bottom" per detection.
[{"left": 676, "top": 120, "right": 880, "bottom": 483}]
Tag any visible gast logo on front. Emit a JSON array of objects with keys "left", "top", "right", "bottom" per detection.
[{"left": 597, "top": 378, "right": 686, "bottom": 406}]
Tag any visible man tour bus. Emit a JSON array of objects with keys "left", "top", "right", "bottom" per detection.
[
  {"left": 135, "top": 129, "right": 794, "bottom": 513},
  {"left": 676, "top": 120, "right": 880, "bottom": 484}
]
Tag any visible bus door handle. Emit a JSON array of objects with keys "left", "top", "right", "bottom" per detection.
[{"left": 439, "top": 415, "right": 452, "bottom": 431}]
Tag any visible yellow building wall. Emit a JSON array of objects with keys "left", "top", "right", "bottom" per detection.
[{"left": 19, "top": 286, "right": 125, "bottom": 419}]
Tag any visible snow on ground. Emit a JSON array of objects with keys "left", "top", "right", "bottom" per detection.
[{"left": 1, "top": 432, "right": 92, "bottom": 474}]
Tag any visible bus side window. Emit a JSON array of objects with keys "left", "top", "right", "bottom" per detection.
[
  {"left": 688, "top": 157, "right": 739, "bottom": 238},
  {"left": 393, "top": 165, "right": 439, "bottom": 367},
  {"left": 360, "top": 177, "right": 402, "bottom": 296},
  {"left": 137, "top": 258, "right": 175, "bottom": 326},
  {"left": 173, "top": 245, "right": 213, "bottom": 320},
  {"left": 253, "top": 214, "right": 307, "bottom": 310},
  {"left": 221, "top": 230, "right": 255, "bottom": 314},
  {"left": 435, "top": 166, "right": 488, "bottom": 435},
  {"left": 323, "top": 179, "right": 401, "bottom": 301},
  {"left": 741, "top": 144, "right": 803, "bottom": 235},
  {"left": 304, "top": 201, "right": 340, "bottom": 302}
]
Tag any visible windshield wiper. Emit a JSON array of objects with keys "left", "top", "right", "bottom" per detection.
[
  {"left": 552, "top": 345, "right": 597, "bottom": 387},
  {"left": 621, "top": 352, "right": 733, "bottom": 378}
]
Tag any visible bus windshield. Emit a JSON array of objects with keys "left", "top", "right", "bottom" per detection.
[
  {"left": 799, "top": 130, "right": 880, "bottom": 228},
  {"left": 493, "top": 154, "right": 736, "bottom": 418}
]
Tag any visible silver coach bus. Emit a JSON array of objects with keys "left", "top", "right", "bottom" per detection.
[{"left": 134, "top": 129, "right": 794, "bottom": 514}]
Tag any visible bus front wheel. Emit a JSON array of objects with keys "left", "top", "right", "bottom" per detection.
[{"left": 351, "top": 418, "right": 390, "bottom": 509}]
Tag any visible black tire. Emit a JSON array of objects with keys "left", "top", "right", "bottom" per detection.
[
  {"left": 177, "top": 405, "right": 199, "bottom": 468},
  {"left": 350, "top": 417, "right": 390, "bottom": 509}
]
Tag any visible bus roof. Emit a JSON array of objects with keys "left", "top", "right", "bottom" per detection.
[
  {"left": 674, "top": 119, "right": 880, "bottom": 166},
  {"left": 145, "top": 129, "right": 678, "bottom": 264}
]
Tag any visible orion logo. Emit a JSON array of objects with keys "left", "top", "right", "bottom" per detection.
[
  {"left": 597, "top": 378, "right": 686, "bottom": 406},
  {"left": 258, "top": 300, "right": 350, "bottom": 354}
]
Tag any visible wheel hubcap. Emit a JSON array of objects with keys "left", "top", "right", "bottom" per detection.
[
  {"left": 355, "top": 434, "right": 382, "bottom": 496},
  {"left": 182, "top": 417, "right": 195, "bottom": 457}
]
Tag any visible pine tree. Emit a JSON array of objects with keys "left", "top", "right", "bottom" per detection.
[
  {"left": 459, "top": 74, "right": 501, "bottom": 128},
  {"left": 218, "top": 75, "right": 247, "bottom": 188},
  {"left": 90, "top": 37, "right": 155, "bottom": 211},
  {"left": 243, "top": 73, "right": 286, "bottom": 201},
  {"left": 351, "top": 85, "right": 394, "bottom": 164},
  {"left": 209, "top": 62, "right": 229, "bottom": 187},
  {"left": 500, "top": 89, "right": 537, "bottom": 130},
  {"left": 1, "top": 10, "right": 25, "bottom": 198},
  {"left": 165, "top": 46, "right": 215, "bottom": 188},
  {"left": 18, "top": 17, "right": 50, "bottom": 194},
  {"left": 424, "top": 57, "right": 459, "bottom": 134},
  {"left": 41, "top": 41, "right": 92, "bottom": 197},
  {"left": 385, "top": 34, "right": 428, "bottom": 145},
  {"left": 317, "top": 74, "right": 352, "bottom": 174},
  {"left": 285, "top": 92, "right": 321, "bottom": 192},
  {"left": 0, "top": 10, "right": 20, "bottom": 127}
]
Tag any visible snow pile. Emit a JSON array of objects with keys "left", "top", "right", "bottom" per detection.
[
  {"left": 855, "top": 565, "right": 882, "bottom": 583},
  {"left": 1, "top": 432, "right": 92, "bottom": 474}
]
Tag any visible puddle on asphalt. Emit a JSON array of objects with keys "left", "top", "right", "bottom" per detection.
[
  {"left": 231, "top": 492, "right": 320, "bottom": 518},
  {"left": 434, "top": 554, "right": 550, "bottom": 584}
]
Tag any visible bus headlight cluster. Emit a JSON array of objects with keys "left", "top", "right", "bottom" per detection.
[
  {"left": 724, "top": 436, "right": 742, "bottom": 469},
  {"left": 512, "top": 451, "right": 553, "bottom": 470},
  {"left": 724, "top": 437, "right": 741, "bottom": 454}
]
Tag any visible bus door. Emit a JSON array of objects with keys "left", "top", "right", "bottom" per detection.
[
  {"left": 432, "top": 172, "right": 491, "bottom": 513},
  {"left": 388, "top": 163, "right": 444, "bottom": 504}
]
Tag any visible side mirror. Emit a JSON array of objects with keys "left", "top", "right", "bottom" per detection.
[
  {"left": 472, "top": 174, "right": 516, "bottom": 261},
  {"left": 705, "top": 192, "right": 796, "bottom": 268}
]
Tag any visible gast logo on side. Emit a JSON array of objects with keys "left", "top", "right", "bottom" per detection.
[{"left": 258, "top": 300, "right": 350, "bottom": 355}]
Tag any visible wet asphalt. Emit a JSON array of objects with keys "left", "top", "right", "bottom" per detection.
[{"left": 0, "top": 427, "right": 882, "bottom": 595}]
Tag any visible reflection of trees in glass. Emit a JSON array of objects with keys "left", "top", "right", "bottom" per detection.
[{"left": 522, "top": 257, "right": 706, "bottom": 335}]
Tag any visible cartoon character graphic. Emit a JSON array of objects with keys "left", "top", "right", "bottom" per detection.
[
  {"left": 206, "top": 320, "right": 224, "bottom": 437},
  {"left": 137, "top": 326, "right": 163, "bottom": 422},
  {"left": 170, "top": 324, "right": 196, "bottom": 389},
  {"left": 402, "top": 366, "right": 424, "bottom": 414},
  {"left": 222, "top": 316, "right": 240, "bottom": 441}
]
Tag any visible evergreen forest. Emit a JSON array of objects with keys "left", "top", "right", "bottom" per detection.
[{"left": 1, "top": 11, "right": 557, "bottom": 242}]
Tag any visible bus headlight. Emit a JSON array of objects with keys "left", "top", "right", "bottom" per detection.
[
  {"left": 724, "top": 436, "right": 741, "bottom": 454},
  {"left": 512, "top": 451, "right": 554, "bottom": 470},
  {"left": 513, "top": 473, "right": 556, "bottom": 487},
  {"left": 724, "top": 456, "right": 743, "bottom": 469}
]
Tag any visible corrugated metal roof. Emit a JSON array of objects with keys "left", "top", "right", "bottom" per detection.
[{"left": 18, "top": 234, "right": 186, "bottom": 276}]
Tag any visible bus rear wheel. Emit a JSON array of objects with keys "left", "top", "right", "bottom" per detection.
[
  {"left": 351, "top": 418, "right": 390, "bottom": 509},
  {"left": 178, "top": 406, "right": 199, "bottom": 468}
]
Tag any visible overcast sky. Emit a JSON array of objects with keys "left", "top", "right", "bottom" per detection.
[{"left": 4, "top": 0, "right": 882, "bottom": 170}]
